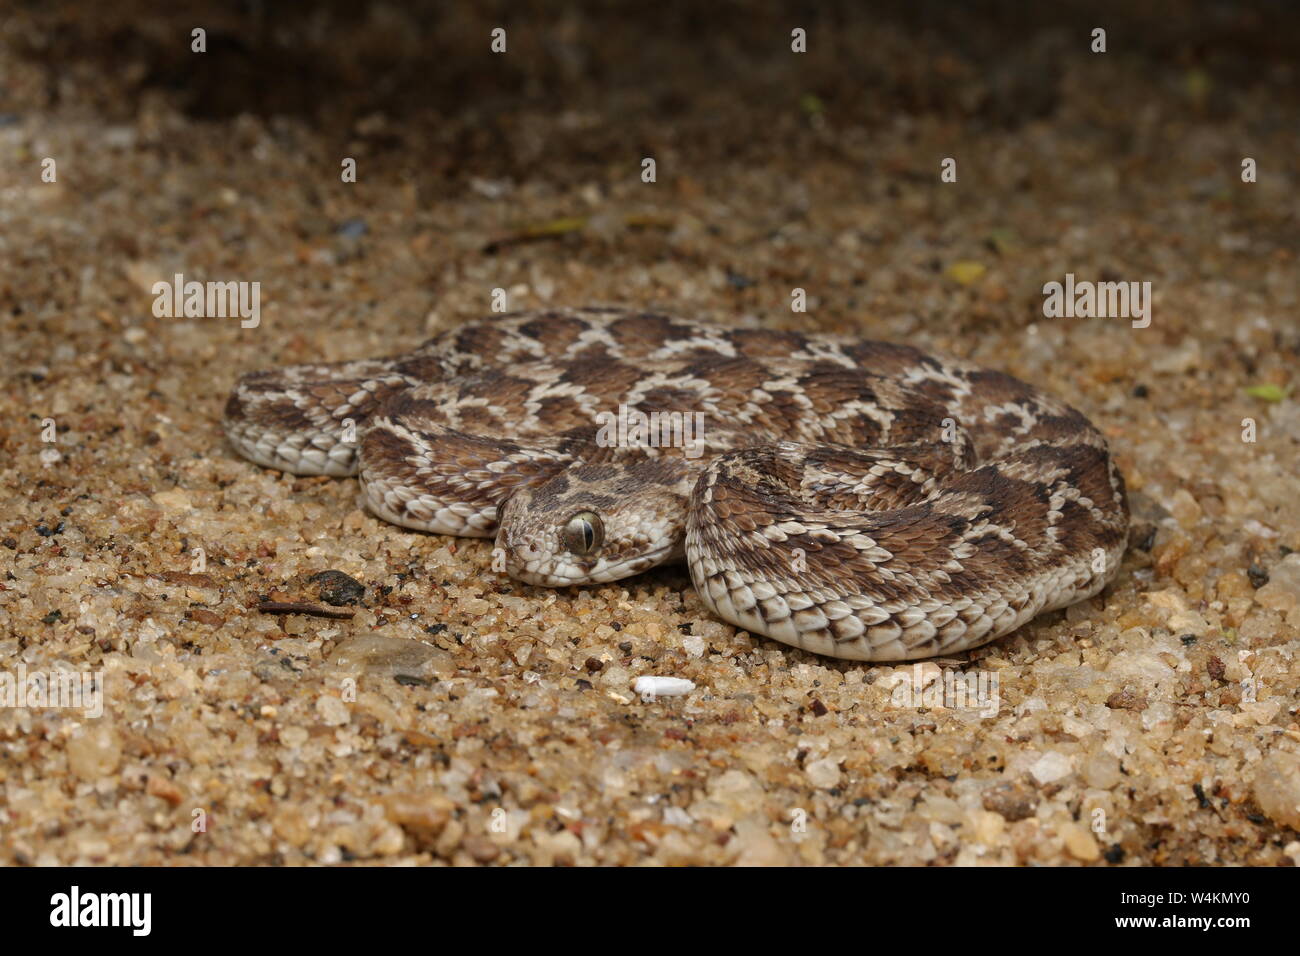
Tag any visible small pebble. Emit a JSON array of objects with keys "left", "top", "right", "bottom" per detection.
[
  {"left": 315, "top": 695, "right": 351, "bottom": 727},
  {"left": 1207, "top": 656, "right": 1226, "bottom": 681},
  {"left": 982, "top": 782, "right": 1039, "bottom": 821},
  {"left": 1106, "top": 688, "right": 1148, "bottom": 711},
  {"left": 805, "top": 756, "right": 842, "bottom": 789},
  {"left": 1253, "top": 751, "right": 1300, "bottom": 830},
  {"left": 66, "top": 725, "right": 122, "bottom": 781},
  {"left": 1080, "top": 753, "right": 1123, "bottom": 790},
  {"left": 151, "top": 489, "right": 192, "bottom": 512},
  {"left": 1255, "top": 554, "right": 1300, "bottom": 614},
  {"left": 1029, "top": 752, "right": 1073, "bottom": 785},
  {"left": 331, "top": 634, "right": 455, "bottom": 682},
  {"left": 1059, "top": 822, "right": 1101, "bottom": 862},
  {"left": 309, "top": 569, "right": 366, "bottom": 606},
  {"left": 462, "top": 835, "right": 500, "bottom": 863},
  {"left": 336, "top": 218, "right": 368, "bottom": 238},
  {"left": 681, "top": 635, "right": 706, "bottom": 657}
]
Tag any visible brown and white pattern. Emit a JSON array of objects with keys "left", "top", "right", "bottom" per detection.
[{"left": 223, "top": 307, "right": 1129, "bottom": 661}]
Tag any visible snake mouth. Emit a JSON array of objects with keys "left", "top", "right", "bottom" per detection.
[{"left": 507, "top": 543, "right": 679, "bottom": 587}]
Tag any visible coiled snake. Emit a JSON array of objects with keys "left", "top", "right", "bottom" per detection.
[{"left": 223, "top": 307, "right": 1128, "bottom": 661}]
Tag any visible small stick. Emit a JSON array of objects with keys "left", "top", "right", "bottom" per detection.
[{"left": 255, "top": 601, "right": 355, "bottom": 620}]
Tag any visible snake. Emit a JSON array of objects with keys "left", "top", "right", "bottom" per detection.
[{"left": 223, "top": 306, "right": 1129, "bottom": 661}]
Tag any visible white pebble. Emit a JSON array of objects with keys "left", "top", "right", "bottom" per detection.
[
  {"left": 663, "top": 806, "right": 694, "bottom": 827},
  {"left": 805, "top": 756, "right": 842, "bottom": 789},
  {"left": 633, "top": 676, "right": 695, "bottom": 699},
  {"left": 682, "top": 635, "right": 707, "bottom": 657},
  {"left": 315, "top": 695, "right": 350, "bottom": 726},
  {"left": 1029, "top": 751, "right": 1073, "bottom": 785}
]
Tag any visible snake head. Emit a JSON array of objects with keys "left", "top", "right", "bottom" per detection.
[{"left": 494, "top": 459, "right": 692, "bottom": 585}]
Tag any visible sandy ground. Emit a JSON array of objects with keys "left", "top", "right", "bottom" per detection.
[{"left": 1, "top": 2, "right": 1298, "bottom": 865}]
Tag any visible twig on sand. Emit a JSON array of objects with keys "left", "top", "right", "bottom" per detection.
[{"left": 255, "top": 601, "right": 355, "bottom": 620}]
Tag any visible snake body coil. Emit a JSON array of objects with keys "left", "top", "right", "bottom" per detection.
[{"left": 224, "top": 307, "right": 1128, "bottom": 661}]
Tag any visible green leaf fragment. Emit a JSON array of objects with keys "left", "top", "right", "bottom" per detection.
[
  {"left": 986, "top": 228, "right": 1019, "bottom": 255},
  {"left": 1245, "top": 384, "right": 1287, "bottom": 402},
  {"left": 799, "top": 94, "right": 825, "bottom": 116}
]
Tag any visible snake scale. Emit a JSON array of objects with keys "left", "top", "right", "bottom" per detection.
[{"left": 223, "top": 307, "right": 1129, "bottom": 661}]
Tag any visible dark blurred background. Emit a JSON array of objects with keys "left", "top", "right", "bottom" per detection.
[{"left": 4, "top": 0, "right": 1296, "bottom": 188}]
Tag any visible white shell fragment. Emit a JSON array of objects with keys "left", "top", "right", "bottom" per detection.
[{"left": 633, "top": 676, "right": 696, "bottom": 699}]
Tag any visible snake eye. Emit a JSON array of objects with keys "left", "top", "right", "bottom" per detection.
[{"left": 562, "top": 511, "right": 604, "bottom": 556}]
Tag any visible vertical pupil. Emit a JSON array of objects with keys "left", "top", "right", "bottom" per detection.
[{"left": 564, "top": 513, "right": 603, "bottom": 554}]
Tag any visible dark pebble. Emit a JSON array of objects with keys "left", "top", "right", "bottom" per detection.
[
  {"left": 725, "top": 270, "right": 755, "bottom": 290},
  {"left": 982, "top": 782, "right": 1038, "bottom": 822},
  {"left": 1132, "top": 525, "right": 1156, "bottom": 551},
  {"left": 1, "top": 538, "right": 16, "bottom": 550},
  {"left": 308, "top": 570, "right": 366, "bottom": 606},
  {"left": 1106, "top": 688, "right": 1148, "bottom": 711},
  {"left": 1180, "top": 633, "right": 1198, "bottom": 646},
  {"left": 1132, "top": 384, "right": 1149, "bottom": 398},
  {"left": 424, "top": 623, "right": 448, "bottom": 635},
  {"left": 336, "top": 218, "right": 368, "bottom": 238},
  {"left": 584, "top": 657, "right": 604, "bottom": 673},
  {"left": 1104, "top": 845, "right": 1126, "bottom": 864},
  {"left": 1247, "top": 563, "right": 1269, "bottom": 588},
  {"left": 42, "top": 610, "right": 62, "bottom": 624}
]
